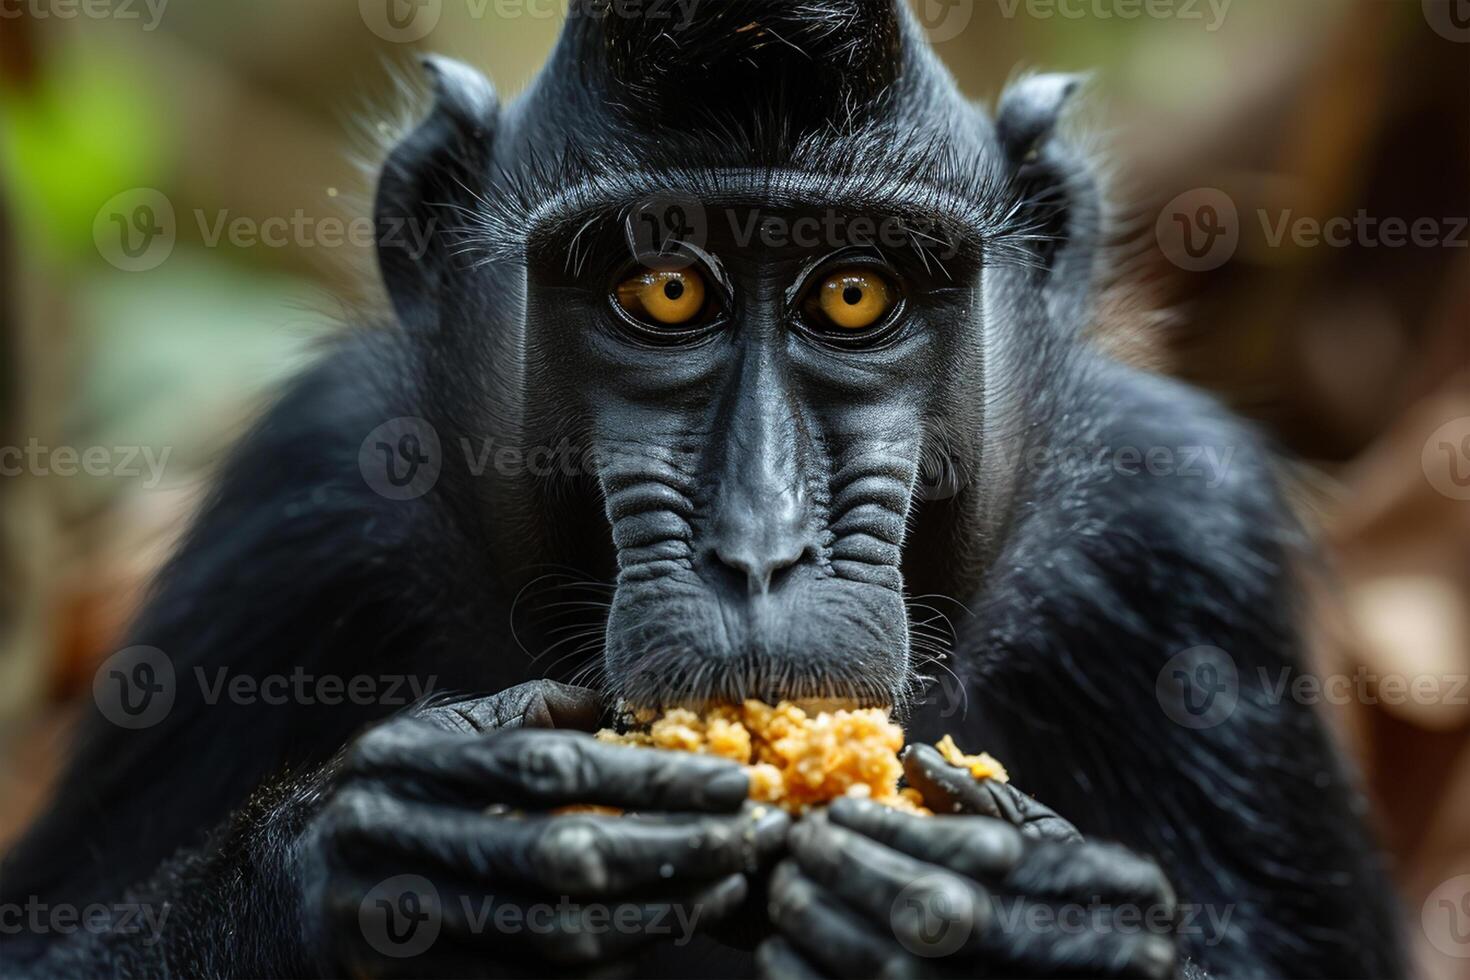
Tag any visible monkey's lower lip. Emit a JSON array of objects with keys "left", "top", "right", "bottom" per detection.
[
  {"left": 782, "top": 697, "right": 867, "bottom": 714},
  {"left": 612, "top": 696, "right": 876, "bottom": 724}
]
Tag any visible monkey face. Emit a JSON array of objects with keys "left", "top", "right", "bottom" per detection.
[
  {"left": 379, "top": 5, "right": 1080, "bottom": 712},
  {"left": 513, "top": 194, "right": 989, "bottom": 712}
]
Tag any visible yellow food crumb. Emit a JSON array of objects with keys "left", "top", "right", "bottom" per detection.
[
  {"left": 595, "top": 701, "right": 1007, "bottom": 815},
  {"left": 935, "top": 733, "right": 1010, "bottom": 783}
]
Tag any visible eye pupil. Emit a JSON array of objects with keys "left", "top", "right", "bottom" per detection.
[
  {"left": 614, "top": 266, "right": 708, "bottom": 330},
  {"left": 811, "top": 268, "right": 897, "bottom": 334}
]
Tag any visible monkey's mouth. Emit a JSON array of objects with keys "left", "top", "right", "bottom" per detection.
[
  {"left": 609, "top": 695, "right": 867, "bottom": 727},
  {"left": 596, "top": 605, "right": 905, "bottom": 714}
]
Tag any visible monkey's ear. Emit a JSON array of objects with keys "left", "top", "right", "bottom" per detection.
[
  {"left": 995, "top": 73, "right": 1083, "bottom": 166},
  {"left": 375, "top": 55, "right": 498, "bottom": 332},
  {"left": 993, "top": 73, "right": 1098, "bottom": 332}
]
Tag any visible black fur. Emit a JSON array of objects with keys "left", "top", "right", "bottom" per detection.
[{"left": 1, "top": 2, "right": 1404, "bottom": 977}]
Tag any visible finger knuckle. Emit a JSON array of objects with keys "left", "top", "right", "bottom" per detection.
[
  {"left": 533, "top": 819, "right": 613, "bottom": 892},
  {"left": 346, "top": 718, "right": 425, "bottom": 773},
  {"left": 494, "top": 732, "right": 592, "bottom": 798}
]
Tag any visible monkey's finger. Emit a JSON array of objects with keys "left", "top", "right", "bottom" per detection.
[
  {"left": 437, "top": 872, "right": 749, "bottom": 966},
  {"left": 349, "top": 726, "right": 749, "bottom": 811},
  {"left": 788, "top": 810, "right": 992, "bottom": 957},
  {"left": 755, "top": 936, "right": 827, "bottom": 979},
  {"left": 326, "top": 789, "right": 786, "bottom": 894},
  {"left": 1003, "top": 838, "right": 1177, "bottom": 917},
  {"left": 977, "top": 896, "right": 1180, "bottom": 980},
  {"left": 335, "top": 866, "right": 746, "bottom": 971},
  {"left": 416, "top": 681, "right": 604, "bottom": 735},
  {"left": 902, "top": 744, "right": 1082, "bottom": 842},
  {"left": 827, "top": 797, "right": 1024, "bottom": 881},
  {"left": 767, "top": 861, "right": 925, "bottom": 980}
]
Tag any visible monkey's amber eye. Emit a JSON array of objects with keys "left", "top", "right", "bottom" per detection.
[
  {"left": 614, "top": 268, "right": 707, "bottom": 327},
  {"left": 811, "top": 269, "right": 896, "bottom": 331}
]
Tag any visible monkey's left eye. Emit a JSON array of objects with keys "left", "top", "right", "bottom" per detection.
[
  {"left": 803, "top": 268, "right": 899, "bottom": 335},
  {"left": 613, "top": 267, "right": 709, "bottom": 329}
]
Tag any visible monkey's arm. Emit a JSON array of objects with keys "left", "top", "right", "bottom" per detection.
[
  {"left": 762, "top": 360, "right": 1405, "bottom": 979},
  {"left": 962, "top": 359, "right": 1406, "bottom": 978}
]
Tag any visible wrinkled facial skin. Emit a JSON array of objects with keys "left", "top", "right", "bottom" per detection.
[{"left": 524, "top": 200, "right": 982, "bottom": 710}]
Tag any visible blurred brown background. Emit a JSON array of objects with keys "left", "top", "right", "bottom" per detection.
[{"left": 0, "top": 1, "right": 1466, "bottom": 975}]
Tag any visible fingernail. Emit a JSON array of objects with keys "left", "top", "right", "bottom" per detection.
[{"left": 702, "top": 768, "right": 750, "bottom": 808}]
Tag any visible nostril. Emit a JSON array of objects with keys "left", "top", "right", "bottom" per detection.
[
  {"left": 763, "top": 547, "right": 805, "bottom": 594},
  {"left": 709, "top": 542, "right": 810, "bottom": 598}
]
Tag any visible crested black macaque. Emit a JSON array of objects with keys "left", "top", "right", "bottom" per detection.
[{"left": 1, "top": 2, "right": 1405, "bottom": 978}]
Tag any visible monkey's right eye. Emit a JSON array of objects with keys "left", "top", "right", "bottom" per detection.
[{"left": 613, "top": 267, "right": 709, "bottom": 329}]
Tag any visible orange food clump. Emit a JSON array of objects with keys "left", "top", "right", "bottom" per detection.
[
  {"left": 595, "top": 700, "right": 1003, "bottom": 815},
  {"left": 935, "top": 733, "right": 1010, "bottom": 783}
]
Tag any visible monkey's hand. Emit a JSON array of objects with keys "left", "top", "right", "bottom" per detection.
[
  {"left": 301, "top": 680, "right": 788, "bottom": 978},
  {"left": 756, "top": 744, "right": 1181, "bottom": 979}
]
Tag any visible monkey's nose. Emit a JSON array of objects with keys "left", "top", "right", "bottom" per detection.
[{"left": 707, "top": 539, "right": 810, "bottom": 598}]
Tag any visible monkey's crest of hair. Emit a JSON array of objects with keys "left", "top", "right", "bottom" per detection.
[
  {"left": 458, "top": 125, "right": 1053, "bottom": 277},
  {"left": 574, "top": 0, "right": 904, "bottom": 131}
]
